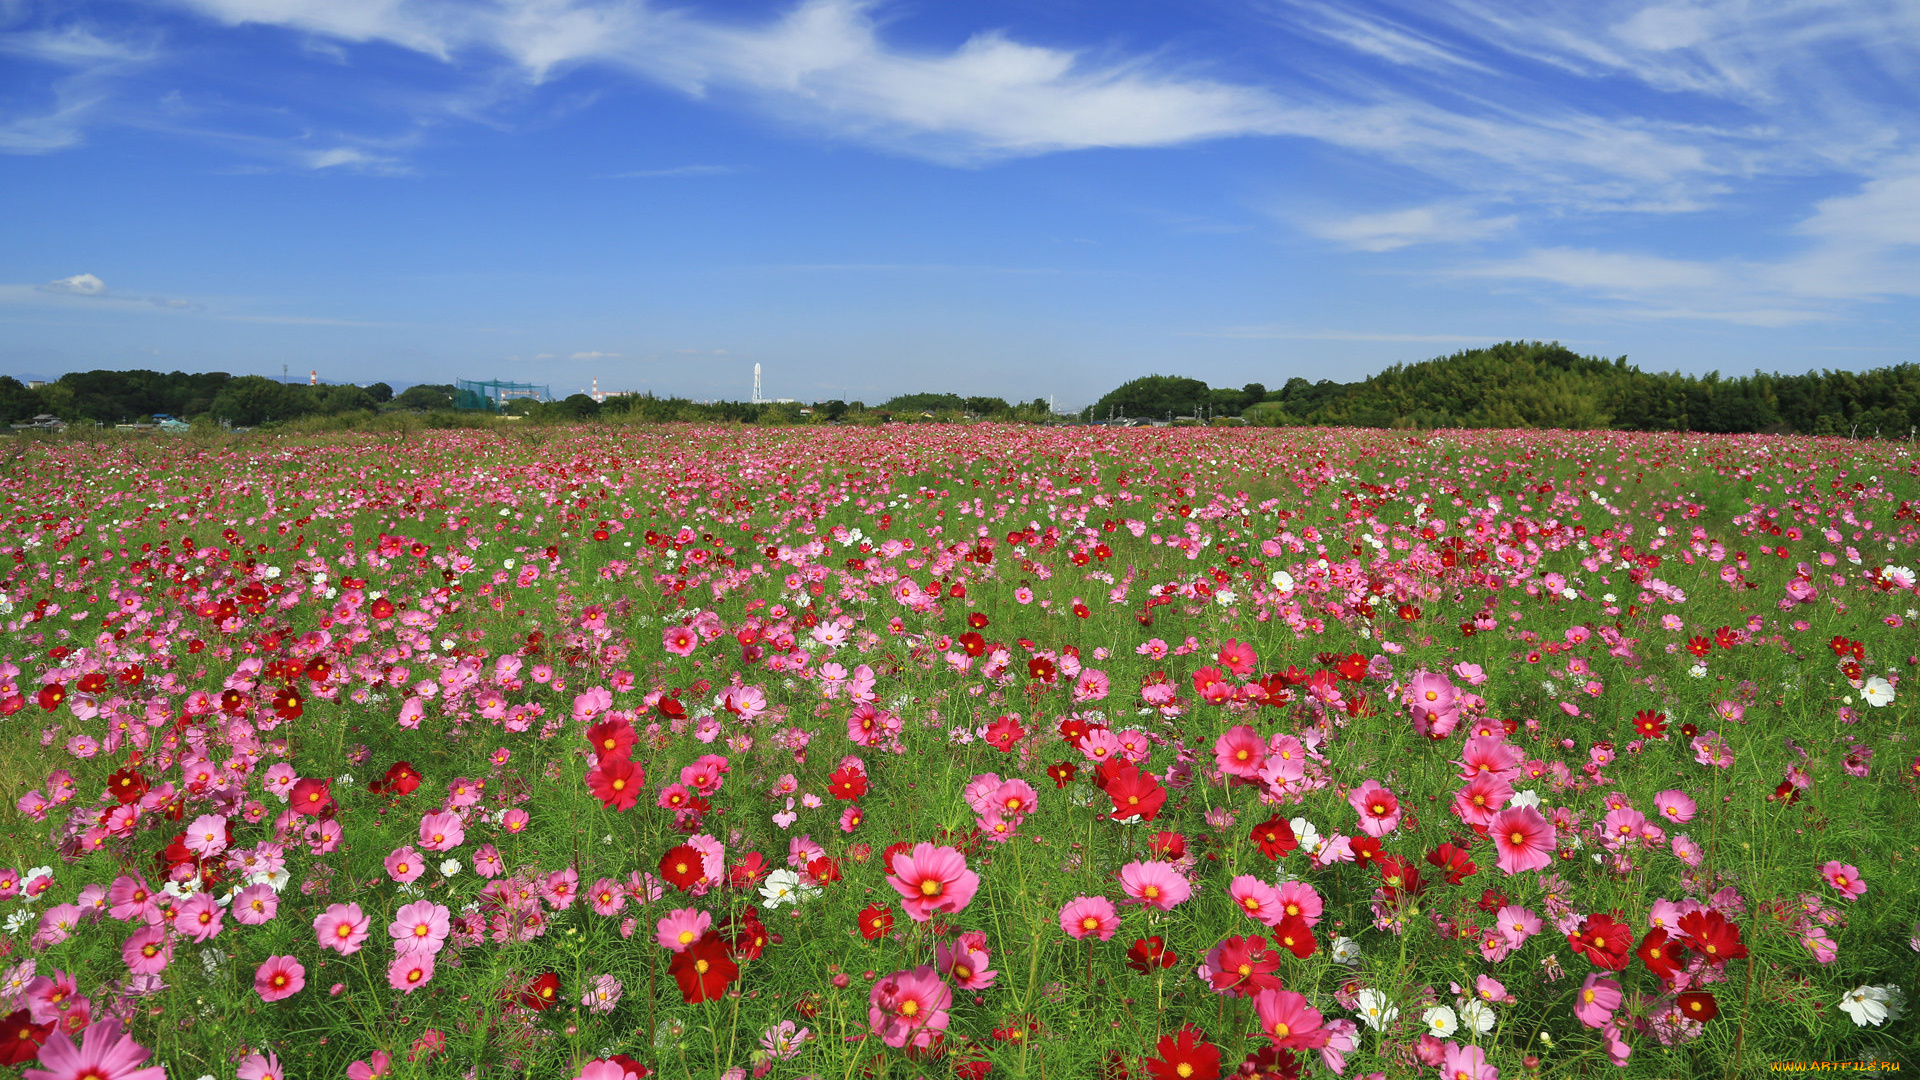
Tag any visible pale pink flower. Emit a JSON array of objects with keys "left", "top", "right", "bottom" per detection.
[
  {"left": 1117, "top": 860, "right": 1190, "bottom": 911},
  {"left": 315, "top": 902, "right": 370, "bottom": 954}
]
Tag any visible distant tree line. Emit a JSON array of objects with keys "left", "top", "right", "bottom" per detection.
[
  {"left": 1084, "top": 342, "right": 1920, "bottom": 438},
  {"left": 0, "top": 369, "right": 1072, "bottom": 430}
]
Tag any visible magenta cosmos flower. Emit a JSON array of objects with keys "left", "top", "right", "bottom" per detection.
[
  {"left": 314, "top": 902, "right": 371, "bottom": 955},
  {"left": 22, "top": 1019, "right": 166, "bottom": 1080},
  {"left": 1118, "top": 860, "right": 1191, "bottom": 911},
  {"left": 1821, "top": 861, "right": 1867, "bottom": 900},
  {"left": 1252, "top": 988, "right": 1327, "bottom": 1050},
  {"left": 1574, "top": 973, "right": 1620, "bottom": 1029},
  {"left": 1488, "top": 806, "right": 1556, "bottom": 875},
  {"left": 389, "top": 900, "right": 451, "bottom": 955},
  {"left": 1059, "top": 896, "right": 1120, "bottom": 941},
  {"left": 886, "top": 843, "right": 980, "bottom": 923},
  {"left": 120, "top": 924, "right": 170, "bottom": 976},
  {"left": 1347, "top": 781, "right": 1402, "bottom": 838},
  {"left": 867, "top": 965, "right": 952, "bottom": 1050},
  {"left": 254, "top": 955, "right": 305, "bottom": 1003},
  {"left": 1214, "top": 724, "right": 1267, "bottom": 779},
  {"left": 417, "top": 811, "right": 465, "bottom": 852}
]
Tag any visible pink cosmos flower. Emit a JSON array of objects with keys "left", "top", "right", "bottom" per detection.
[
  {"left": 385, "top": 846, "right": 426, "bottom": 884},
  {"left": 662, "top": 625, "right": 698, "bottom": 657},
  {"left": 1118, "top": 860, "right": 1191, "bottom": 911},
  {"left": 588, "top": 877, "right": 626, "bottom": 918},
  {"left": 1253, "top": 988, "right": 1328, "bottom": 1050},
  {"left": 254, "top": 955, "right": 305, "bottom": 1003},
  {"left": 387, "top": 952, "right": 436, "bottom": 993},
  {"left": 231, "top": 884, "right": 278, "bottom": 926},
  {"left": 1276, "top": 880, "right": 1323, "bottom": 926},
  {"left": 106, "top": 876, "right": 157, "bottom": 923},
  {"left": 867, "top": 966, "right": 952, "bottom": 1050},
  {"left": 575, "top": 1061, "right": 637, "bottom": 1080},
  {"left": 935, "top": 941, "right": 997, "bottom": 990},
  {"left": 417, "top": 811, "right": 465, "bottom": 852},
  {"left": 345, "top": 1051, "right": 392, "bottom": 1080},
  {"left": 315, "top": 902, "right": 371, "bottom": 954},
  {"left": 1488, "top": 806, "right": 1556, "bottom": 875},
  {"left": 1348, "top": 781, "right": 1402, "bottom": 837},
  {"left": 389, "top": 900, "right": 451, "bottom": 955},
  {"left": 236, "top": 1051, "right": 284, "bottom": 1080},
  {"left": 1441, "top": 1041, "right": 1498, "bottom": 1080},
  {"left": 1575, "top": 973, "right": 1621, "bottom": 1028},
  {"left": 473, "top": 844, "right": 504, "bottom": 878},
  {"left": 176, "top": 893, "right": 223, "bottom": 942},
  {"left": 21, "top": 1019, "right": 165, "bottom": 1080},
  {"left": 1229, "top": 875, "right": 1284, "bottom": 926},
  {"left": 1214, "top": 725, "right": 1267, "bottom": 779},
  {"left": 1059, "top": 895, "right": 1120, "bottom": 941},
  {"left": 1821, "top": 861, "right": 1867, "bottom": 900},
  {"left": 1496, "top": 905, "right": 1541, "bottom": 946},
  {"left": 120, "top": 925, "right": 170, "bottom": 976},
  {"left": 655, "top": 908, "right": 712, "bottom": 952},
  {"left": 183, "top": 814, "right": 228, "bottom": 859},
  {"left": 887, "top": 843, "right": 980, "bottom": 923},
  {"left": 1652, "top": 790, "right": 1696, "bottom": 824},
  {"left": 1216, "top": 638, "right": 1258, "bottom": 676}
]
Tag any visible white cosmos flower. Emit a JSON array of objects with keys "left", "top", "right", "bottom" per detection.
[
  {"left": 758, "top": 868, "right": 817, "bottom": 910},
  {"left": 1838, "top": 984, "right": 1905, "bottom": 1027},
  {"left": 1883, "top": 565, "right": 1916, "bottom": 589},
  {"left": 1459, "top": 998, "right": 1496, "bottom": 1034},
  {"left": 1861, "top": 677, "right": 1895, "bottom": 708},
  {"left": 1289, "top": 817, "right": 1321, "bottom": 857},
  {"left": 1688, "top": 663, "right": 1710, "bottom": 679},
  {"left": 1422, "top": 1005, "right": 1459, "bottom": 1038},
  {"left": 440, "top": 859, "right": 462, "bottom": 877},
  {"left": 1329, "top": 937, "right": 1361, "bottom": 967},
  {"left": 1508, "top": 789, "right": 1542, "bottom": 810},
  {"left": 1270, "top": 570, "right": 1295, "bottom": 593},
  {"left": 1213, "top": 588, "right": 1237, "bottom": 607},
  {"left": 1355, "top": 988, "right": 1398, "bottom": 1030}
]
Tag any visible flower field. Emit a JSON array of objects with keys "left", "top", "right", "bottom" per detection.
[{"left": 0, "top": 424, "right": 1914, "bottom": 1080}]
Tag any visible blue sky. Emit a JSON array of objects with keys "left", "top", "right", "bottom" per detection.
[{"left": 2, "top": 0, "right": 1917, "bottom": 407}]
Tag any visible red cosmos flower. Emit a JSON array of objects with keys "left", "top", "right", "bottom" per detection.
[
  {"left": 1149, "top": 831, "right": 1186, "bottom": 860},
  {"left": 1686, "top": 635, "right": 1712, "bottom": 657},
  {"left": 858, "top": 904, "right": 895, "bottom": 941},
  {"left": 36, "top": 683, "right": 65, "bottom": 712},
  {"left": 369, "top": 597, "right": 396, "bottom": 620},
  {"left": 1250, "top": 816, "right": 1298, "bottom": 860},
  {"left": 1631, "top": 710, "right": 1668, "bottom": 739},
  {"left": 585, "top": 718, "right": 636, "bottom": 763},
  {"left": 983, "top": 716, "right": 1027, "bottom": 753},
  {"left": 1347, "top": 836, "right": 1383, "bottom": 871},
  {"left": 726, "top": 907, "right": 769, "bottom": 960},
  {"left": 1141, "top": 1024, "right": 1221, "bottom": 1080},
  {"left": 659, "top": 845, "right": 705, "bottom": 891},
  {"left": 826, "top": 767, "right": 869, "bottom": 801},
  {"left": 806, "top": 856, "right": 841, "bottom": 884},
  {"left": 519, "top": 972, "right": 561, "bottom": 1011},
  {"left": 1270, "top": 915, "right": 1316, "bottom": 960},
  {"left": 1126, "top": 936, "right": 1178, "bottom": 974},
  {"left": 1102, "top": 761, "right": 1167, "bottom": 822},
  {"left": 0, "top": 1009, "right": 51, "bottom": 1066},
  {"left": 587, "top": 757, "right": 643, "bottom": 811},
  {"left": 729, "top": 851, "right": 770, "bottom": 889},
  {"left": 1637, "top": 928, "right": 1681, "bottom": 981},
  {"left": 1046, "top": 762, "right": 1078, "bottom": 789},
  {"left": 1675, "top": 991, "right": 1718, "bottom": 1022},
  {"left": 1028, "top": 657, "right": 1057, "bottom": 683},
  {"left": 1676, "top": 910, "right": 1747, "bottom": 965},
  {"left": 1425, "top": 843, "right": 1477, "bottom": 885},
  {"left": 1209, "top": 935, "right": 1283, "bottom": 997},
  {"left": 380, "top": 761, "right": 421, "bottom": 796},
  {"left": 669, "top": 932, "right": 738, "bottom": 1003},
  {"left": 967, "top": 612, "right": 989, "bottom": 629},
  {"left": 288, "top": 778, "right": 333, "bottom": 817},
  {"left": 1057, "top": 716, "right": 1094, "bottom": 746},
  {"left": 271, "top": 685, "right": 303, "bottom": 720},
  {"left": 957, "top": 632, "right": 987, "bottom": 657},
  {"left": 1374, "top": 856, "right": 1427, "bottom": 902},
  {"left": 1714, "top": 625, "right": 1739, "bottom": 650},
  {"left": 658, "top": 697, "right": 686, "bottom": 720},
  {"left": 1568, "top": 914, "right": 1634, "bottom": 971},
  {"left": 106, "top": 768, "right": 149, "bottom": 805},
  {"left": 1335, "top": 653, "right": 1368, "bottom": 681}
]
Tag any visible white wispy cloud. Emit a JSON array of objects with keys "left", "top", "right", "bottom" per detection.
[
  {"left": 570, "top": 350, "right": 620, "bottom": 359},
  {"left": 1303, "top": 202, "right": 1515, "bottom": 251}
]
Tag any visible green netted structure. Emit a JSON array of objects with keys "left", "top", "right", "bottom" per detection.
[{"left": 454, "top": 379, "right": 551, "bottom": 411}]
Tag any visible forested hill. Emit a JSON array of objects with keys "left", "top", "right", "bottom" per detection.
[{"left": 1090, "top": 342, "right": 1920, "bottom": 437}]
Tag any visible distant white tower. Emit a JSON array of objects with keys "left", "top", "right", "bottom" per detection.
[{"left": 752, "top": 363, "right": 763, "bottom": 404}]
